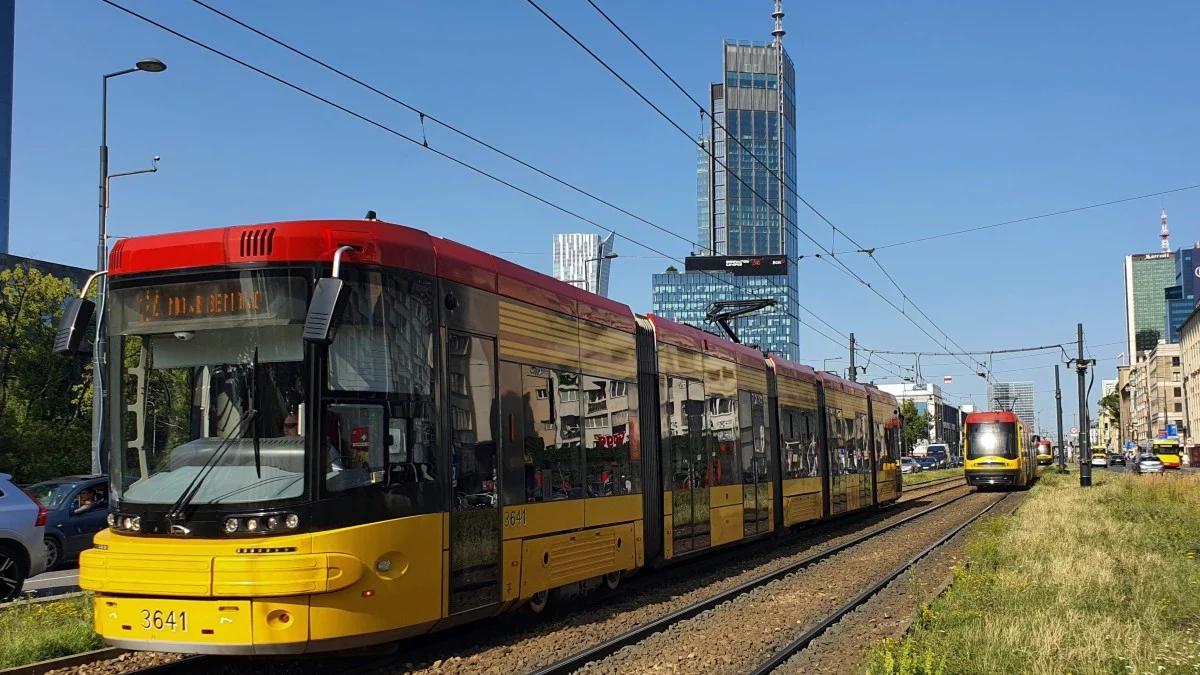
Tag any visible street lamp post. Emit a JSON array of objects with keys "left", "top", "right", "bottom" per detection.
[
  {"left": 584, "top": 252, "right": 618, "bottom": 294},
  {"left": 823, "top": 357, "right": 842, "bottom": 373},
  {"left": 92, "top": 58, "right": 166, "bottom": 475}
]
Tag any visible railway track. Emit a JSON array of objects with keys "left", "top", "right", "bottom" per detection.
[
  {"left": 530, "top": 487, "right": 982, "bottom": 675},
  {"left": 745, "top": 492, "right": 1013, "bottom": 674},
  {"left": 897, "top": 475, "right": 964, "bottom": 501}
]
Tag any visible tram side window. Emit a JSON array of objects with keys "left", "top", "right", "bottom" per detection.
[
  {"left": 738, "top": 390, "right": 768, "bottom": 483},
  {"left": 854, "top": 413, "right": 869, "bottom": 474},
  {"left": 581, "top": 374, "right": 641, "bottom": 497},
  {"left": 503, "top": 365, "right": 585, "bottom": 503},
  {"left": 447, "top": 334, "right": 498, "bottom": 509},
  {"left": 707, "top": 393, "right": 740, "bottom": 486},
  {"left": 662, "top": 376, "right": 707, "bottom": 490},
  {"left": 781, "top": 406, "right": 819, "bottom": 478},
  {"left": 826, "top": 407, "right": 847, "bottom": 476}
]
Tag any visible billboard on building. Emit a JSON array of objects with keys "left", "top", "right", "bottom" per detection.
[{"left": 684, "top": 255, "right": 788, "bottom": 277}]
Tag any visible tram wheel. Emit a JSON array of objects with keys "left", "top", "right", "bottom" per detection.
[
  {"left": 603, "top": 571, "right": 621, "bottom": 591},
  {"left": 526, "top": 589, "right": 550, "bottom": 614}
]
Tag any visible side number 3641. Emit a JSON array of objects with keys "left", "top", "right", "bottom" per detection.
[{"left": 141, "top": 609, "right": 187, "bottom": 632}]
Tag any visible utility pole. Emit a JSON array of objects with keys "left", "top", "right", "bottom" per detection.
[
  {"left": 1055, "top": 364, "right": 1066, "bottom": 473},
  {"left": 1076, "top": 323, "right": 1092, "bottom": 487},
  {"left": 849, "top": 332, "right": 857, "bottom": 382}
]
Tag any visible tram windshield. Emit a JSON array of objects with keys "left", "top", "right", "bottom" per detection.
[
  {"left": 108, "top": 272, "right": 310, "bottom": 506},
  {"left": 966, "top": 422, "right": 1017, "bottom": 459}
]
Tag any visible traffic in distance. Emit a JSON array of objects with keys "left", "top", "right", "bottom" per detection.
[{"left": 50, "top": 217, "right": 912, "bottom": 654}]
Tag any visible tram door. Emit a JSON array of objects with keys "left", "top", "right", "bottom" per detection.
[
  {"left": 447, "top": 333, "right": 502, "bottom": 614},
  {"left": 667, "top": 376, "right": 709, "bottom": 554},
  {"left": 741, "top": 390, "right": 770, "bottom": 537}
]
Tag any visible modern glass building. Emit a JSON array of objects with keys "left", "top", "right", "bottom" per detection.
[
  {"left": 551, "top": 232, "right": 615, "bottom": 297},
  {"left": 1125, "top": 252, "right": 1177, "bottom": 358},
  {"left": 652, "top": 6, "right": 800, "bottom": 361},
  {"left": 1163, "top": 244, "right": 1200, "bottom": 344},
  {"left": 0, "top": 0, "right": 13, "bottom": 254},
  {"left": 987, "top": 381, "right": 1036, "bottom": 428}
]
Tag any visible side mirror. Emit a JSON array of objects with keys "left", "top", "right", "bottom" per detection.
[
  {"left": 54, "top": 297, "right": 96, "bottom": 356},
  {"left": 303, "top": 277, "right": 345, "bottom": 344}
]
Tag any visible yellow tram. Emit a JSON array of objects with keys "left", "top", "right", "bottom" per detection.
[
  {"left": 963, "top": 411, "right": 1037, "bottom": 488},
  {"left": 57, "top": 219, "right": 902, "bottom": 654}
]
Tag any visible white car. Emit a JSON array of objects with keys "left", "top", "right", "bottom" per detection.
[
  {"left": 1090, "top": 454, "right": 1107, "bottom": 467},
  {"left": 0, "top": 473, "right": 48, "bottom": 601}
]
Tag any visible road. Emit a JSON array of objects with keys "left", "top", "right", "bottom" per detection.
[{"left": 25, "top": 565, "right": 80, "bottom": 598}]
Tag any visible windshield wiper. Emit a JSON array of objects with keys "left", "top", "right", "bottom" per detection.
[{"left": 166, "top": 407, "right": 258, "bottom": 526}]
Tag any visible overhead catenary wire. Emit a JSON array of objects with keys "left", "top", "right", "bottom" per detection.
[
  {"left": 182, "top": 0, "right": 900, "bottom": 372},
  {"left": 99, "top": 0, "right": 913, "bottom": 380},
  {"left": 528, "top": 0, "right": 984, "bottom": 380}
]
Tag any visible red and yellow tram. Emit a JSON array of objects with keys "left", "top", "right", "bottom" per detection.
[
  {"left": 963, "top": 411, "right": 1037, "bottom": 488},
  {"left": 60, "top": 218, "right": 901, "bottom": 654}
]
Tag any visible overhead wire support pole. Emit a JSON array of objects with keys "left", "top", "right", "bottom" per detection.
[
  {"left": 1076, "top": 323, "right": 1092, "bottom": 487},
  {"left": 1055, "top": 364, "right": 1066, "bottom": 473}
]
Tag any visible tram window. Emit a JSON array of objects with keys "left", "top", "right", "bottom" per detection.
[
  {"left": 502, "top": 365, "right": 585, "bottom": 504},
  {"left": 854, "top": 413, "right": 869, "bottom": 474},
  {"left": 738, "top": 391, "right": 768, "bottom": 483},
  {"left": 447, "top": 334, "right": 498, "bottom": 509},
  {"left": 707, "top": 393, "right": 740, "bottom": 486},
  {"left": 826, "top": 408, "right": 847, "bottom": 476},
  {"left": 661, "top": 376, "right": 707, "bottom": 490},
  {"left": 582, "top": 375, "right": 641, "bottom": 497},
  {"left": 323, "top": 403, "right": 386, "bottom": 491},
  {"left": 781, "top": 406, "right": 819, "bottom": 478}
]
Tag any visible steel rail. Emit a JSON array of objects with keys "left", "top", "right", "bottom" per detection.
[
  {"left": 530, "top": 488, "right": 978, "bottom": 675},
  {"left": 745, "top": 492, "right": 1013, "bottom": 675}
]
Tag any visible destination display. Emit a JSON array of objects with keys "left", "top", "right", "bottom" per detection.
[
  {"left": 684, "top": 255, "right": 788, "bottom": 276},
  {"left": 111, "top": 275, "right": 308, "bottom": 332}
]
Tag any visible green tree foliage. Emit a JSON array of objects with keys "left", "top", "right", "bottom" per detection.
[
  {"left": 1098, "top": 391, "right": 1120, "bottom": 430},
  {"left": 900, "top": 398, "right": 931, "bottom": 452},
  {"left": 0, "top": 265, "right": 91, "bottom": 483}
]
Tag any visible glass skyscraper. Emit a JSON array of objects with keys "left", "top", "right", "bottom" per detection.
[
  {"left": 0, "top": 1, "right": 12, "bottom": 254},
  {"left": 552, "top": 232, "right": 615, "bottom": 297},
  {"left": 1125, "top": 252, "right": 1177, "bottom": 358},
  {"left": 1163, "top": 245, "right": 1200, "bottom": 344},
  {"left": 987, "top": 381, "right": 1035, "bottom": 428},
  {"left": 652, "top": 6, "right": 800, "bottom": 360}
]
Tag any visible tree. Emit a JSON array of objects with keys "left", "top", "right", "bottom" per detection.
[
  {"left": 1098, "top": 391, "right": 1120, "bottom": 430},
  {"left": 0, "top": 265, "right": 91, "bottom": 483},
  {"left": 899, "top": 398, "right": 931, "bottom": 454}
]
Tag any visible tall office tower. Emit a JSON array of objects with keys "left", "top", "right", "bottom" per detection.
[
  {"left": 552, "top": 232, "right": 616, "bottom": 296},
  {"left": 1125, "top": 251, "right": 1177, "bottom": 358},
  {"left": 652, "top": 1, "right": 799, "bottom": 360},
  {"left": 987, "top": 381, "right": 1036, "bottom": 428}
]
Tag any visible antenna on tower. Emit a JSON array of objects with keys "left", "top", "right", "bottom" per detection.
[
  {"left": 772, "top": 0, "right": 785, "bottom": 46},
  {"left": 1161, "top": 208, "right": 1171, "bottom": 252}
]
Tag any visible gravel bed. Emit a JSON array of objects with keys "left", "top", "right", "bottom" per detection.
[
  {"left": 775, "top": 494, "right": 1024, "bottom": 674},
  {"left": 573, "top": 491, "right": 1002, "bottom": 675},
  {"left": 46, "top": 650, "right": 183, "bottom": 675}
]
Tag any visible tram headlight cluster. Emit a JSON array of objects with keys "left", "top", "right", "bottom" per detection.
[
  {"left": 222, "top": 513, "right": 300, "bottom": 535},
  {"left": 108, "top": 513, "right": 141, "bottom": 532}
]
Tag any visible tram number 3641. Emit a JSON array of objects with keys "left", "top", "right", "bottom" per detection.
[
  {"left": 141, "top": 609, "right": 187, "bottom": 632},
  {"left": 504, "top": 508, "right": 528, "bottom": 528}
]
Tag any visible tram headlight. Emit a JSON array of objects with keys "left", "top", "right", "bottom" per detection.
[
  {"left": 221, "top": 512, "right": 300, "bottom": 535},
  {"left": 224, "top": 518, "right": 239, "bottom": 534},
  {"left": 285, "top": 514, "right": 299, "bottom": 530},
  {"left": 129, "top": 517, "right": 141, "bottom": 532},
  {"left": 245, "top": 518, "right": 260, "bottom": 532},
  {"left": 266, "top": 516, "right": 279, "bottom": 530},
  {"left": 106, "top": 513, "right": 115, "bottom": 528}
]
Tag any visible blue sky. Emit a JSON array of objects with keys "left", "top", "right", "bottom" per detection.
[{"left": 10, "top": 1, "right": 1200, "bottom": 434}]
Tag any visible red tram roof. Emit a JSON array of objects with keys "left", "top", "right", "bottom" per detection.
[
  {"left": 108, "top": 218, "right": 636, "bottom": 333},
  {"left": 767, "top": 355, "right": 819, "bottom": 384},
  {"left": 965, "top": 411, "right": 1021, "bottom": 424},
  {"left": 865, "top": 384, "right": 897, "bottom": 407},
  {"left": 645, "top": 313, "right": 766, "bottom": 369},
  {"left": 818, "top": 369, "right": 867, "bottom": 396}
]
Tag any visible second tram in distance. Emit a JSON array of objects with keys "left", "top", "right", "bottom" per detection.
[
  {"left": 963, "top": 410, "right": 1037, "bottom": 488},
  {"left": 67, "top": 218, "right": 903, "bottom": 655}
]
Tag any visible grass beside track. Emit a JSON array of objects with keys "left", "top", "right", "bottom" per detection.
[
  {"left": 0, "top": 594, "right": 102, "bottom": 668},
  {"left": 902, "top": 467, "right": 963, "bottom": 486},
  {"left": 867, "top": 470, "right": 1200, "bottom": 674}
]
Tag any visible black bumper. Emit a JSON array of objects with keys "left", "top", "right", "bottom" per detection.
[{"left": 965, "top": 469, "right": 1019, "bottom": 486}]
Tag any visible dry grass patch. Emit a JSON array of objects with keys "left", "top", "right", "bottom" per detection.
[
  {"left": 0, "top": 594, "right": 103, "bottom": 668},
  {"left": 903, "top": 467, "right": 964, "bottom": 486},
  {"left": 867, "top": 470, "right": 1200, "bottom": 674}
]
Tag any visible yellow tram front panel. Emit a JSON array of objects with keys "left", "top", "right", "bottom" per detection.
[
  {"left": 85, "top": 513, "right": 445, "bottom": 653},
  {"left": 781, "top": 477, "right": 823, "bottom": 526}
]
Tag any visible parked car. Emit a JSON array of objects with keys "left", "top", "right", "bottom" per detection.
[
  {"left": 914, "top": 456, "right": 940, "bottom": 472},
  {"left": 925, "top": 444, "right": 950, "bottom": 469},
  {"left": 25, "top": 476, "right": 110, "bottom": 571},
  {"left": 0, "top": 473, "right": 48, "bottom": 601},
  {"left": 900, "top": 457, "right": 921, "bottom": 474},
  {"left": 1134, "top": 454, "right": 1164, "bottom": 474},
  {"left": 1090, "top": 454, "right": 1108, "bottom": 467},
  {"left": 1107, "top": 453, "right": 1126, "bottom": 467}
]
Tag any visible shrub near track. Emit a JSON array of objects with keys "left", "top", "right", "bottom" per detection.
[
  {"left": 0, "top": 594, "right": 102, "bottom": 668},
  {"left": 867, "top": 470, "right": 1200, "bottom": 674}
]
